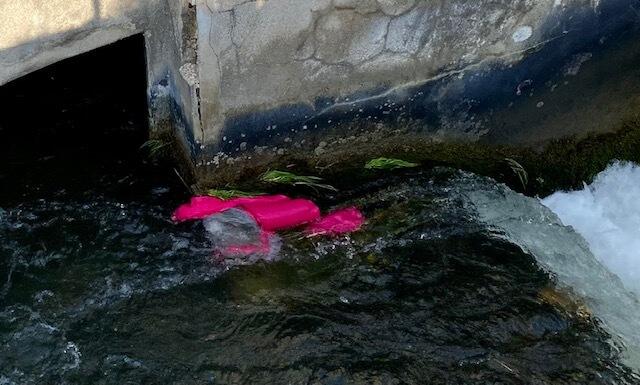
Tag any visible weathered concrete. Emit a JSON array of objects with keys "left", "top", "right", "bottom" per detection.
[
  {"left": 193, "top": 0, "right": 640, "bottom": 183},
  {"left": 198, "top": 0, "right": 640, "bottom": 165},
  {"left": 1, "top": 1, "right": 138, "bottom": 85},
  {"left": 0, "top": 0, "right": 200, "bottom": 162},
  {"left": 198, "top": 0, "right": 551, "bottom": 133},
  {"left": 2, "top": 0, "right": 640, "bottom": 186}
]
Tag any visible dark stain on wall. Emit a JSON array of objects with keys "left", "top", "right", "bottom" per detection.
[{"left": 210, "top": 0, "right": 640, "bottom": 157}]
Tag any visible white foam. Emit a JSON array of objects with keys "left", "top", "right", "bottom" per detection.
[
  {"left": 543, "top": 161, "right": 640, "bottom": 295},
  {"left": 454, "top": 169, "right": 640, "bottom": 368}
]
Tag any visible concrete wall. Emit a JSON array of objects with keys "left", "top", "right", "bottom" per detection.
[
  {"left": 0, "top": 0, "right": 200, "bottom": 161},
  {"left": 2, "top": 1, "right": 139, "bottom": 85},
  {"left": 195, "top": 0, "right": 640, "bottom": 182},
  {"left": 2, "top": 0, "right": 640, "bottom": 185},
  {"left": 198, "top": 0, "right": 550, "bottom": 139}
]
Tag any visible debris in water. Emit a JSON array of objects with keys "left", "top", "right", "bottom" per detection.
[
  {"left": 261, "top": 170, "right": 337, "bottom": 192},
  {"left": 140, "top": 139, "right": 169, "bottom": 158},
  {"left": 306, "top": 207, "right": 365, "bottom": 236},
  {"left": 173, "top": 194, "right": 365, "bottom": 260},
  {"left": 504, "top": 158, "right": 528, "bottom": 190},
  {"left": 206, "top": 189, "right": 264, "bottom": 200},
  {"left": 172, "top": 195, "right": 292, "bottom": 223},
  {"left": 203, "top": 209, "right": 281, "bottom": 262},
  {"left": 240, "top": 197, "right": 321, "bottom": 232},
  {"left": 365, "top": 157, "right": 419, "bottom": 170}
]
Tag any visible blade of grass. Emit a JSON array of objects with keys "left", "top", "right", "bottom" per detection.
[
  {"left": 365, "top": 158, "right": 419, "bottom": 170},
  {"left": 261, "top": 170, "right": 337, "bottom": 192},
  {"left": 206, "top": 189, "right": 263, "bottom": 200},
  {"left": 505, "top": 158, "right": 528, "bottom": 190}
]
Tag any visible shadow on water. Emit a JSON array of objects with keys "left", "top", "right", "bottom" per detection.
[{"left": 0, "top": 34, "right": 181, "bottom": 204}]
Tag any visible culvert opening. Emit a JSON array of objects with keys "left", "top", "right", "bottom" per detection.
[{"left": 0, "top": 34, "right": 157, "bottom": 200}]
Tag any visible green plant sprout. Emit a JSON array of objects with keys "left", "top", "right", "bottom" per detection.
[
  {"left": 261, "top": 170, "right": 337, "bottom": 192},
  {"left": 365, "top": 158, "right": 419, "bottom": 170},
  {"left": 206, "top": 189, "right": 263, "bottom": 200},
  {"left": 505, "top": 158, "right": 528, "bottom": 190}
]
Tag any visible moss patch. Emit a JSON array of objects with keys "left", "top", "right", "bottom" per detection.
[
  {"left": 146, "top": 122, "right": 197, "bottom": 193},
  {"left": 194, "top": 116, "right": 640, "bottom": 198}
]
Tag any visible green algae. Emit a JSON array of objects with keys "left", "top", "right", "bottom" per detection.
[{"left": 195, "top": 116, "right": 640, "bottom": 199}]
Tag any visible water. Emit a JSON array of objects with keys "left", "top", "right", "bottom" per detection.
[
  {"left": 449, "top": 169, "right": 640, "bottom": 368},
  {"left": 543, "top": 162, "right": 640, "bottom": 296},
  {"left": 203, "top": 209, "right": 282, "bottom": 264},
  {"left": 2, "top": 165, "right": 640, "bottom": 384}
]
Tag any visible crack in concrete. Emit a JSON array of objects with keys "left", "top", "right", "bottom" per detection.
[
  {"left": 196, "top": 0, "right": 587, "bottom": 148},
  {"left": 212, "top": 0, "right": 533, "bottom": 76},
  {"left": 300, "top": 29, "right": 573, "bottom": 124},
  {"left": 227, "top": 8, "right": 242, "bottom": 71}
]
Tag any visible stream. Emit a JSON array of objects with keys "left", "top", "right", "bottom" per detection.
[{"left": 1, "top": 160, "right": 640, "bottom": 384}]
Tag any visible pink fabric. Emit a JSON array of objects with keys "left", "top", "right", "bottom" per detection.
[
  {"left": 241, "top": 199, "right": 321, "bottom": 231},
  {"left": 172, "top": 196, "right": 234, "bottom": 222},
  {"left": 230, "top": 195, "right": 289, "bottom": 206},
  {"left": 219, "top": 230, "right": 274, "bottom": 258},
  {"left": 172, "top": 195, "right": 289, "bottom": 222},
  {"left": 306, "top": 207, "right": 365, "bottom": 236},
  {"left": 174, "top": 197, "right": 365, "bottom": 260}
]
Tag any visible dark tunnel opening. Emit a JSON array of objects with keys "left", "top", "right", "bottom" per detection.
[{"left": 0, "top": 34, "right": 159, "bottom": 201}]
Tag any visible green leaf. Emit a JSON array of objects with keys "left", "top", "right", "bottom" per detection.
[
  {"left": 260, "top": 170, "right": 337, "bottom": 192},
  {"left": 365, "top": 158, "right": 419, "bottom": 170},
  {"left": 505, "top": 158, "right": 529, "bottom": 190},
  {"left": 140, "top": 139, "right": 169, "bottom": 158},
  {"left": 206, "top": 189, "right": 263, "bottom": 200}
]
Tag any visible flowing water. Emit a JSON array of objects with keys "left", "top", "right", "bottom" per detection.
[
  {"left": 2, "top": 160, "right": 640, "bottom": 384},
  {"left": 543, "top": 162, "right": 640, "bottom": 296}
]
